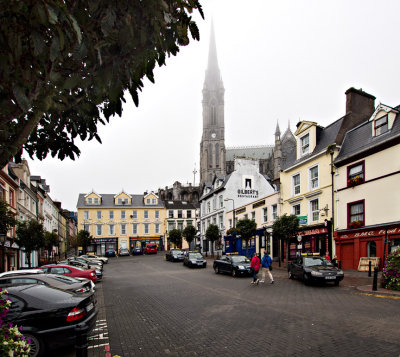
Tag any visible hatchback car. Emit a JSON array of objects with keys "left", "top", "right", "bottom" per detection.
[
  {"left": 183, "top": 252, "right": 207, "bottom": 268},
  {"left": 5, "top": 284, "right": 97, "bottom": 356},
  {"left": 144, "top": 243, "right": 158, "bottom": 254},
  {"left": 119, "top": 248, "right": 130, "bottom": 256},
  {"left": 80, "top": 254, "right": 109, "bottom": 264},
  {"left": 0, "top": 273, "right": 93, "bottom": 294},
  {"left": 213, "top": 254, "right": 251, "bottom": 277},
  {"left": 165, "top": 249, "right": 184, "bottom": 262},
  {"left": 105, "top": 249, "right": 116, "bottom": 257},
  {"left": 131, "top": 247, "right": 143, "bottom": 255},
  {"left": 288, "top": 254, "right": 344, "bottom": 286},
  {"left": 39, "top": 264, "right": 98, "bottom": 283}
]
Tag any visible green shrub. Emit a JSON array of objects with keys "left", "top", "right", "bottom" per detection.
[{"left": 381, "top": 247, "right": 400, "bottom": 291}]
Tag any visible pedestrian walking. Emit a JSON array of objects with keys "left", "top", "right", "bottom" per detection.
[
  {"left": 250, "top": 253, "right": 260, "bottom": 285},
  {"left": 260, "top": 251, "right": 274, "bottom": 284}
]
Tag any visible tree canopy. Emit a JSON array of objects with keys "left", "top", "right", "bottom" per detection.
[
  {"left": 43, "top": 231, "right": 59, "bottom": 261},
  {"left": 15, "top": 219, "right": 45, "bottom": 267},
  {"left": 235, "top": 218, "right": 257, "bottom": 257},
  {"left": 77, "top": 229, "right": 92, "bottom": 253},
  {"left": 0, "top": 0, "right": 204, "bottom": 168},
  {"left": 182, "top": 224, "right": 196, "bottom": 249},
  {"left": 168, "top": 228, "right": 182, "bottom": 248},
  {"left": 205, "top": 224, "right": 220, "bottom": 256},
  {"left": 272, "top": 214, "right": 299, "bottom": 264},
  {"left": 0, "top": 201, "right": 17, "bottom": 236}
]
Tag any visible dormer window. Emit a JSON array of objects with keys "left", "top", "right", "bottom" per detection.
[
  {"left": 301, "top": 134, "right": 309, "bottom": 155},
  {"left": 88, "top": 198, "right": 92, "bottom": 204},
  {"left": 118, "top": 198, "right": 128, "bottom": 205},
  {"left": 94, "top": 198, "right": 99, "bottom": 204},
  {"left": 374, "top": 115, "right": 388, "bottom": 136}
]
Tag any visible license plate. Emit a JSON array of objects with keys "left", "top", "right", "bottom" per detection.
[
  {"left": 86, "top": 302, "right": 94, "bottom": 312},
  {"left": 197, "top": 262, "right": 203, "bottom": 265},
  {"left": 325, "top": 276, "right": 336, "bottom": 280}
]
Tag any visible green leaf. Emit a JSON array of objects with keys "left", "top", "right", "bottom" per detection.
[
  {"left": 46, "top": 4, "right": 58, "bottom": 24},
  {"left": 63, "top": 74, "right": 80, "bottom": 89},
  {"left": 50, "top": 36, "right": 60, "bottom": 62},
  {"left": 31, "top": 31, "right": 45, "bottom": 56},
  {"left": 12, "top": 86, "right": 30, "bottom": 112},
  {"left": 67, "top": 14, "right": 82, "bottom": 43}
]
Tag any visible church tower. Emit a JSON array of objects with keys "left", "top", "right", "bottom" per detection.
[{"left": 200, "top": 23, "right": 226, "bottom": 186}]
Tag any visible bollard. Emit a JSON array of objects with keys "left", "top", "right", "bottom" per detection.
[
  {"left": 368, "top": 261, "right": 372, "bottom": 277},
  {"left": 278, "top": 256, "right": 281, "bottom": 267},
  {"left": 75, "top": 322, "right": 89, "bottom": 357},
  {"left": 372, "top": 266, "right": 378, "bottom": 291}
]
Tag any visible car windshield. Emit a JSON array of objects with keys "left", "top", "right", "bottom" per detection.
[
  {"left": 304, "top": 257, "right": 333, "bottom": 267},
  {"left": 148, "top": 245, "right": 156, "bottom": 248},
  {"left": 231, "top": 256, "right": 250, "bottom": 263},
  {"left": 189, "top": 253, "right": 203, "bottom": 259},
  {"left": 172, "top": 251, "right": 183, "bottom": 255}
]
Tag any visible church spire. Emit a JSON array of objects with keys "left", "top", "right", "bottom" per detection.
[{"left": 204, "top": 20, "right": 223, "bottom": 90}]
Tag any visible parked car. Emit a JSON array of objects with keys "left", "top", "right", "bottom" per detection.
[
  {"left": 0, "top": 273, "right": 94, "bottom": 294},
  {"left": 72, "top": 257, "right": 103, "bottom": 271},
  {"left": 0, "top": 269, "right": 45, "bottom": 278},
  {"left": 119, "top": 248, "right": 130, "bottom": 256},
  {"left": 288, "top": 253, "right": 344, "bottom": 286},
  {"left": 144, "top": 243, "right": 157, "bottom": 254},
  {"left": 60, "top": 260, "right": 103, "bottom": 281},
  {"left": 80, "top": 254, "right": 109, "bottom": 264},
  {"left": 165, "top": 249, "right": 184, "bottom": 262},
  {"left": 131, "top": 247, "right": 143, "bottom": 255},
  {"left": 213, "top": 253, "right": 251, "bottom": 277},
  {"left": 39, "top": 264, "right": 98, "bottom": 283},
  {"left": 5, "top": 284, "right": 97, "bottom": 356},
  {"left": 105, "top": 249, "right": 116, "bottom": 257},
  {"left": 183, "top": 252, "right": 207, "bottom": 268}
]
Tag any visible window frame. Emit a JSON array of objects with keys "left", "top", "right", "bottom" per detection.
[
  {"left": 263, "top": 207, "right": 268, "bottom": 222},
  {"left": 292, "top": 204, "right": 300, "bottom": 216},
  {"left": 347, "top": 199, "right": 365, "bottom": 229},
  {"left": 144, "top": 210, "right": 149, "bottom": 219},
  {"left": 272, "top": 205, "right": 278, "bottom": 220},
  {"left": 309, "top": 165, "right": 319, "bottom": 190},
  {"left": 121, "top": 224, "right": 126, "bottom": 235},
  {"left": 121, "top": 210, "right": 126, "bottom": 219},
  {"left": 292, "top": 173, "right": 300, "bottom": 196},
  {"left": 300, "top": 133, "right": 310, "bottom": 156},
  {"left": 374, "top": 115, "right": 388, "bottom": 136},
  {"left": 309, "top": 198, "right": 319, "bottom": 222},
  {"left": 347, "top": 161, "right": 365, "bottom": 187},
  {"left": 132, "top": 223, "right": 138, "bottom": 234}
]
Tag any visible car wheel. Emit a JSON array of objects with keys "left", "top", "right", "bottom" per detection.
[
  {"left": 288, "top": 270, "right": 293, "bottom": 279},
  {"left": 232, "top": 269, "right": 237, "bottom": 277},
  {"left": 214, "top": 265, "right": 219, "bottom": 274},
  {"left": 24, "top": 333, "right": 44, "bottom": 357},
  {"left": 303, "top": 273, "right": 310, "bottom": 285}
]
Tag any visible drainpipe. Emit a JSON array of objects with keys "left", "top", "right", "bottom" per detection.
[{"left": 329, "top": 145, "right": 335, "bottom": 257}]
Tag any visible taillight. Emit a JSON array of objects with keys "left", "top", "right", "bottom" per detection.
[{"left": 66, "top": 307, "right": 86, "bottom": 322}]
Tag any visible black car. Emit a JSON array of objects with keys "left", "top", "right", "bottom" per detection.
[
  {"left": 213, "top": 254, "right": 251, "bottom": 277},
  {"left": 131, "top": 246, "right": 143, "bottom": 255},
  {"left": 183, "top": 252, "right": 207, "bottom": 268},
  {"left": 0, "top": 273, "right": 93, "bottom": 294},
  {"left": 288, "top": 254, "right": 344, "bottom": 285},
  {"left": 105, "top": 249, "right": 116, "bottom": 257},
  {"left": 5, "top": 284, "right": 97, "bottom": 356},
  {"left": 165, "top": 249, "right": 184, "bottom": 262}
]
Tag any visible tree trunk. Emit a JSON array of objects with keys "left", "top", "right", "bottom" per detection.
[
  {"left": 27, "top": 251, "right": 31, "bottom": 268},
  {"left": 286, "top": 238, "right": 290, "bottom": 267}
]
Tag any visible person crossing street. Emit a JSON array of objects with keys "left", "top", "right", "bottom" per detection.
[{"left": 260, "top": 251, "right": 274, "bottom": 284}]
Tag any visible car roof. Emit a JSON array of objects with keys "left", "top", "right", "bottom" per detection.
[{"left": 0, "top": 269, "right": 45, "bottom": 278}]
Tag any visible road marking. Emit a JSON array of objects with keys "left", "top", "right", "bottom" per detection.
[{"left": 357, "top": 292, "right": 400, "bottom": 300}]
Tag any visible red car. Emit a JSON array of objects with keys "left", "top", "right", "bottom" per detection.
[
  {"left": 39, "top": 264, "right": 98, "bottom": 283},
  {"left": 144, "top": 243, "right": 158, "bottom": 254}
]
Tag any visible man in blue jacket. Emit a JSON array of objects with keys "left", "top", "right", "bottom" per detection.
[{"left": 260, "top": 251, "right": 274, "bottom": 284}]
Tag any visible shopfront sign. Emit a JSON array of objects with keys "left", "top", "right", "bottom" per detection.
[
  {"left": 90, "top": 238, "right": 117, "bottom": 243},
  {"left": 339, "top": 227, "right": 400, "bottom": 239},
  {"left": 298, "top": 216, "right": 308, "bottom": 225},
  {"left": 302, "top": 228, "right": 328, "bottom": 236}
]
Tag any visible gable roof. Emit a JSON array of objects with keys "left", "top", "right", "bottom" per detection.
[{"left": 76, "top": 194, "right": 165, "bottom": 208}]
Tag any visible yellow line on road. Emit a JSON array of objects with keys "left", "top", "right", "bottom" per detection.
[{"left": 357, "top": 292, "right": 400, "bottom": 300}]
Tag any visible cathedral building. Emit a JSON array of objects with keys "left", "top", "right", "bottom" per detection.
[{"left": 199, "top": 25, "right": 296, "bottom": 189}]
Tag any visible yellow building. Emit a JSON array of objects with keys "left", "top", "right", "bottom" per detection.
[
  {"left": 279, "top": 88, "right": 375, "bottom": 260},
  {"left": 77, "top": 190, "right": 166, "bottom": 254}
]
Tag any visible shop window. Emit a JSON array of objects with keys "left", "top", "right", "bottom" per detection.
[
  {"left": 348, "top": 200, "right": 364, "bottom": 229},
  {"left": 347, "top": 161, "right": 364, "bottom": 187},
  {"left": 374, "top": 115, "right": 388, "bottom": 136},
  {"left": 367, "top": 241, "right": 376, "bottom": 257}
]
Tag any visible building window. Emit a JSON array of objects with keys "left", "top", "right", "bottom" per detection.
[
  {"left": 144, "top": 210, "right": 149, "bottom": 219},
  {"left": 272, "top": 205, "right": 278, "bottom": 220},
  {"left": 144, "top": 223, "right": 149, "bottom": 234},
  {"left": 155, "top": 210, "right": 159, "bottom": 219},
  {"left": 109, "top": 211, "right": 114, "bottom": 219},
  {"left": 94, "top": 198, "right": 99, "bottom": 204},
  {"left": 219, "top": 214, "right": 223, "bottom": 229},
  {"left": 374, "top": 115, "right": 388, "bottom": 136},
  {"left": 121, "top": 210, "right": 126, "bottom": 219},
  {"left": 212, "top": 198, "right": 216, "bottom": 210},
  {"left": 121, "top": 224, "right": 126, "bottom": 235},
  {"left": 207, "top": 202, "right": 210, "bottom": 213},
  {"left": 347, "top": 161, "right": 364, "bottom": 187},
  {"left": 309, "top": 166, "right": 319, "bottom": 189},
  {"left": 146, "top": 198, "right": 150, "bottom": 204},
  {"left": 219, "top": 195, "right": 223, "bottom": 208},
  {"left": 96, "top": 211, "right": 101, "bottom": 219},
  {"left": 9, "top": 189, "right": 14, "bottom": 207},
  {"left": 168, "top": 222, "right": 175, "bottom": 232},
  {"left": 152, "top": 198, "right": 156, "bottom": 204},
  {"left": 132, "top": 224, "right": 138, "bottom": 234},
  {"left": 187, "top": 220, "right": 193, "bottom": 226},
  {"left": 178, "top": 210, "right": 182, "bottom": 218},
  {"left": 109, "top": 224, "right": 115, "bottom": 235},
  {"left": 228, "top": 219, "right": 232, "bottom": 228},
  {"left": 187, "top": 210, "right": 192, "bottom": 218},
  {"left": 293, "top": 174, "right": 300, "bottom": 195},
  {"left": 178, "top": 221, "right": 183, "bottom": 231},
  {"left": 301, "top": 134, "right": 309, "bottom": 155},
  {"left": 348, "top": 200, "right": 365, "bottom": 229},
  {"left": 244, "top": 214, "right": 248, "bottom": 220},
  {"left": 88, "top": 198, "right": 92, "bottom": 204},
  {"left": 84, "top": 224, "right": 90, "bottom": 232},
  {"left": 155, "top": 223, "right": 160, "bottom": 234},
  {"left": 251, "top": 211, "right": 255, "bottom": 221},
  {"left": 310, "top": 199, "right": 319, "bottom": 222},
  {"left": 132, "top": 210, "right": 137, "bottom": 219},
  {"left": 96, "top": 224, "right": 102, "bottom": 236},
  {"left": 169, "top": 210, "right": 174, "bottom": 218},
  {"left": 84, "top": 211, "right": 89, "bottom": 220},
  {"left": 292, "top": 204, "right": 300, "bottom": 216},
  {"left": 263, "top": 208, "right": 268, "bottom": 222}
]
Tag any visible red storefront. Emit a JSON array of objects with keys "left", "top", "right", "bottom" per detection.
[{"left": 334, "top": 224, "right": 400, "bottom": 270}]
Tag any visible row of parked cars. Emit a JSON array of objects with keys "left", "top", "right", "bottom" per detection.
[
  {"left": 165, "top": 249, "right": 207, "bottom": 268},
  {"left": 0, "top": 254, "right": 108, "bottom": 356},
  {"left": 105, "top": 243, "right": 159, "bottom": 257}
]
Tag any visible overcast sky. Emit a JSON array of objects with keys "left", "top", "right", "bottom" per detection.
[{"left": 26, "top": 0, "right": 400, "bottom": 211}]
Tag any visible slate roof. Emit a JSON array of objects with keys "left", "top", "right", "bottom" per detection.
[
  {"left": 76, "top": 194, "right": 165, "bottom": 209},
  {"left": 226, "top": 145, "right": 274, "bottom": 161},
  {"left": 282, "top": 117, "right": 344, "bottom": 170},
  {"left": 200, "top": 173, "right": 231, "bottom": 201},
  {"left": 163, "top": 201, "right": 197, "bottom": 210},
  {"left": 335, "top": 107, "right": 400, "bottom": 166}
]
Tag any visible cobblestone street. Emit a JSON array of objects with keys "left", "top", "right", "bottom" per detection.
[{"left": 80, "top": 255, "right": 400, "bottom": 357}]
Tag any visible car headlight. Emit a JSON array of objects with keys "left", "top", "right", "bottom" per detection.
[
  {"left": 336, "top": 270, "right": 344, "bottom": 275},
  {"left": 311, "top": 271, "right": 323, "bottom": 276},
  {"left": 238, "top": 265, "right": 245, "bottom": 270}
]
